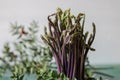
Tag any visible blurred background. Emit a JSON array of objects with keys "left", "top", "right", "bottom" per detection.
[{"left": 0, "top": 0, "right": 120, "bottom": 65}]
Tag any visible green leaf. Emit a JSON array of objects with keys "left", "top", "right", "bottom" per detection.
[{"left": 19, "top": 74, "right": 24, "bottom": 80}]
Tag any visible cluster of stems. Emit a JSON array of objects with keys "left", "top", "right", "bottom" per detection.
[{"left": 41, "top": 8, "right": 96, "bottom": 80}]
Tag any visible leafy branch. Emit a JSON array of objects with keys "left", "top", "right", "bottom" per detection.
[{"left": 0, "top": 21, "right": 52, "bottom": 75}]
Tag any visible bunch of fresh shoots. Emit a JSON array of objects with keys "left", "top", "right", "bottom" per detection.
[{"left": 41, "top": 8, "right": 96, "bottom": 80}]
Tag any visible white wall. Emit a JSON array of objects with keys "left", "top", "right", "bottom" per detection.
[{"left": 0, "top": 0, "right": 120, "bottom": 64}]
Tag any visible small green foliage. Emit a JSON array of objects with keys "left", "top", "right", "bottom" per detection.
[
  {"left": 11, "top": 66, "right": 24, "bottom": 80},
  {"left": 36, "top": 69, "right": 77, "bottom": 80},
  {"left": 0, "top": 21, "right": 52, "bottom": 75}
]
